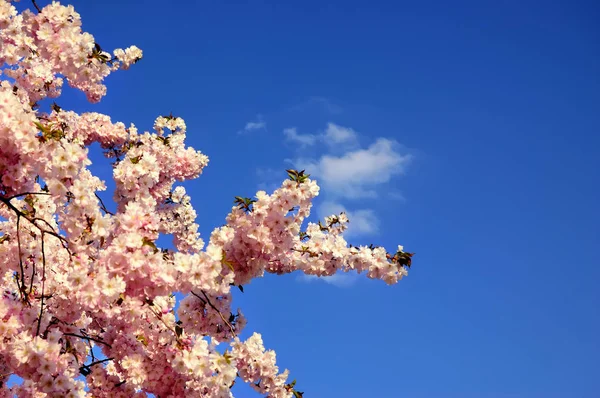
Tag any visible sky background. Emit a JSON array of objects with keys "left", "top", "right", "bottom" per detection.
[{"left": 11, "top": 0, "right": 600, "bottom": 397}]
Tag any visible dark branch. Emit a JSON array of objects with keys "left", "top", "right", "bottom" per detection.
[
  {"left": 197, "top": 290, "right": 237, "bottom": 337},
  {"left": 31, "top": 0, "right": 42, "bottom": 13},
  {"left": 6, "top": 192, "right": 51, "bottom": 201},
  {"left": 0, "top": 196, "right": 71, "bottom": 257},
  {"left": 79, "top": 357, "right": 114, "bottom": 376},
  {"left": 15, "top": 215, "right": 27, "bottom": 303},
  {"left": 63, "top": 332, "right": 112, "bottom": 348},
  {"left": 36, "top": 233, "right": 46, "bottom": 336},
  {"left": 94, "top": 193, "right": 114, "bottom": 215}
]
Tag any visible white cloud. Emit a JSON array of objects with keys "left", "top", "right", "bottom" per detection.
[
  {"left": 297, "top": 272, "right": 358, "bottom": 288},
  {"left": 318, "top": 201, "right": 379, "bottom": 237},
  {"left": 323, "top": 123, "right": 358, "bottom": 146},
  {"left": 245, "top": 121, "right": 265, "bottom": 131},
  {"left": 293, "top": 137, "right": 412, "bottom": 199},
  {"left": 283, "top": 122, "right": 357, "bottom": 148},
  {"left": 238, "top": 115, "right": 266, "bottom": 134},
  {"left": 283, "top": 127, "right": 317, "bottom": 146}
]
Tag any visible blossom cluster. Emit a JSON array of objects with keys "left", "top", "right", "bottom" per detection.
[{"left": 0, "top": 1, "right": 413, "bottom": 397}]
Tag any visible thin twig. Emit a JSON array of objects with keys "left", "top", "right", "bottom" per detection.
[
  {"left": 6, "top": 192, "right": 51, "bottom": 201},
  {"left": 79, "top": 357, "right": 117, "bottom": 378},
  {"left": 94, "top": 193, "right": 114, "bottom": 215},
  {"left": 15, "top": 215, "right": 26, "bottom": 302},
  {"left": 29, "top": 258, "right": 35, "bottom": 298},
  {"left": 87, "top": 339, "right": 96, "bottom": 362},
  {"left": 63, "top": 332, "right": 112, "bottom": 348},
  {"left": 36, "top": 232, "right": 46, "bottom": 336},
  {"left": 31, "top": 0, "right": 42, "bottom": 13},
  {"left": 0, "top": 196, "right": 71, "bottom": 257},
  {"left": 146, "top": 304, "right": 183, "bottom": 345},
  {"left": 30, "top": 0, "right": 42, "bottom": 13},
  {"left": 190, "top": 290, "right": 206, "bottom": 304},
  {"left": 196, "top": 290, "right": 237, "bottom": 337},
  {"left": 31, "top": 216, "right": 70, "bottom": 252},
  {"left": 85, "top": 357, "right": 113, "bottom": 367}
]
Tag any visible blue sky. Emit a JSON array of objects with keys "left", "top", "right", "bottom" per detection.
[{"left": 12, "top": 0, "right": 600, "bottom": 396}]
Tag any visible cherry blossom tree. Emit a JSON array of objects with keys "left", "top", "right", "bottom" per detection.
[{"left": 0, "top": 1, "right": 414, "bottom": 396}]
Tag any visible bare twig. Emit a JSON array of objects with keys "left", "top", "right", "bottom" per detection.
[
  {"left": 195, "top": 290, "right": 237, "bottom": 338},
  {"left": 79, "top": 357, "right": 114, "bottom": 376},
  {"left": 0, "top": 196, "right": 71, "bottom": 256},
  {"left": 63, "top": 332, "right": 112, "bottom": 348},
  {"left": 145, "top": 304, "right": 188, "bottom": 347},
  {"left": 31, "top": 0, "right": 42, "bottom": 13},
  {"left": 94, "top": 193, "right": 114, "bottom": 215},
  {"left": 36, "top": 233, "right": 46, "bottom": 336},
  {"left": 6, "top": 192, "right": 51, "bottom": 201},
  {"left": 190, "top": 290, "right": 206, "bottom": 304},
  {"left": 15, "top": 215, "right": 26, "bottom": 302}
]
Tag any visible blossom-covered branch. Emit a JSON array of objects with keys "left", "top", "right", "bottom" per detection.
[{"left": 0, "top": 0, "right": 414, "bottom": 396}]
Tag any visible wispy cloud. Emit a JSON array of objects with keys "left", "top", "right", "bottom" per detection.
[
  {"left": 387, "top": 191, "right": 406, "bottom": 201},
  {"left": 238, "top": 115, "right": 266, "bottom": 134},
  {"left": 283, "top": 127, "right": 317, "bottom": 146},
  {"left": 318, "top": 201, "right": 380, "bottom": 238},
  {"left": 292, "top": 136, "right": 412, "bottom": 199},
  {"left": 283, "top": 122, "right": 358, "bottom": 148},
  {"left": 323, "top": 123, "right": 358, "bottom": 146},
  {"left": 288, "top": 97, "right": 343, "bottom": 115},
  {"left": 278, "top": 120, "right": 413, "bottom": 287},
  {"left": 297, "top": 272, "right": 358, "bottom": 288}
]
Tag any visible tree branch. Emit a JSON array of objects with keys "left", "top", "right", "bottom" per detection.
[
  {"left": 194, "top": 290, "right": 237, "bottom": 338},
  {"left": 63, "top": 332, "right": 112, "bottom": 348},
  {"left": 36, "top": 233, "right": 46, "bottom": 336},
  {"left": 79, "top": 357, "right": 114, "bottom": 376},
  {"left": 95, "top": 193, "right": 114, "bottom": 215},
  {"left": 0, "top": 195, "right": 71, "bottom": 257},
  {"left": 15, "top": 215, "right": 27, "bottom": 303},
  {"left": 31, "top": 0, "right": 42, "bottom": 13},
  {"left": 6, "top": 191, "right": 51, "bottom": 201}
]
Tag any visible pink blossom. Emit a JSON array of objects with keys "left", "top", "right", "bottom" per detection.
[{"left": 0, "top": 1, "right": 413, "bottom": 396}]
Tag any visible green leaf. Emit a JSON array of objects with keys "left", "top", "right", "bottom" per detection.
[
  {"left": 142, "top": 237, "right": 159, "bottom": 253},
  {"left": 24, "top": 194, "right": 35, "bottom": 208},
  {"left": 34, "top": 121, "right": 48, "bottom": 133},
  {"left": 156, "top": 136, "right": 170, "bottom": 146},
  {"left": 223, "top": 351, "right": 232, "bottom": 364},
  {"left": 395, "top": 251, "right": 414, "bottom": 268},
  {"left": 233, "top": 196, "right": 256, "bottom": 213},
  {"left": 221, "top": 251, "right": 235, "bottom": 272},
  {"left": 286, "top": 169, "right": 310, "bottom": 184},
  {"left": 136, "top": 334, "right": 148, "bottom": 346}
]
